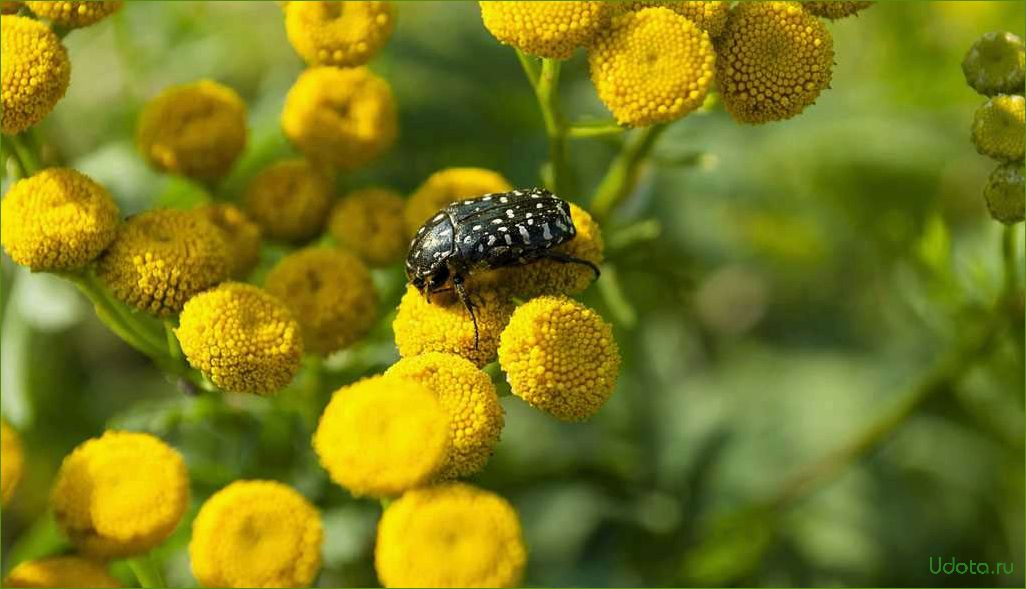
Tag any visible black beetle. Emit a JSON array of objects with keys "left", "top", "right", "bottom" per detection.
[{"left": 406, "top": 187, "right": 600, "bottom": 347}]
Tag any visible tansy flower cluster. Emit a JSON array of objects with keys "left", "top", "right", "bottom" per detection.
[{"left": 963, "top": 31, "right": 1025, "bottom": 225}]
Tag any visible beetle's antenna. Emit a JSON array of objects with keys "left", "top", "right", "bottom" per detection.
[{"left": 452, "top": 276, "right": 480, "bottom": 349}]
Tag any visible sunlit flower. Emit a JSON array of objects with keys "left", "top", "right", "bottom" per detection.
[
  {"left": 264, "top": 247, "right": 377, "bottom": 355},
  {"left": 622, "top": 1, "right": 730, "bottom": 37},
  {"left": 716, "top": 1, "right": 834, "bottom": 124},
  {"left": 962, "top": 31, "right": 1025, "bottom": 96},
  {"left": 176, "top": 282, "right": 303, "bottom": 394},
  {"left": 386, "top": 353, "right": 504, "bottom": 478},
  {"left": 3, "top": 556, "right": 121, "bottom": 588},
  {"left": 404, "top": 167, "right": 513, "bottom": 235},
  {"left": 479, "top": 1, "right": 611, "bottom": 59},
  {"left": 190, "top": 480, "right": 322, "bottom": 588},
  {"left": 1, "top": 15, "right": 70, "bottom": 135},
  {"left": 313, "top": 375, "right": 451, "bottom": 497},
  {"left": 329, "top": 187, "right": 407, "bottom": 266},
  {"left": 96, "top": 209, "right": 229, "bottom": 317},
  {"left": 244, "top": 159, "right": 332, "bottom": 243},
  {"left": 394, "top": 285, "right": 515, "bottom": 368},
  {"left": 285, "top": 1, "right": 395, "bottom": 67},
  {"left": 25, "top": 1, "right": 121, "bottom": 27},
  {"left": 971, "top": 94, "right": 1024, "bottom": 162},
  {"left": 51, "top": 431, "right": 188, "bottom": 558},
  {"left": 195, "top": 203, "right": 262, "bottom": 279},
  {"left": 136, "top": 80, "right": 247, "bottom": 181},
  {"left": 0, "top": 168, "right": 119, "bottom": 272},
  {"left": 375, "top": 483, "right": 526, "bottom": 588},
  {"left": 800, "top": 1, "right": 873, "bottom": 20},
  {"left": 499, "top": 296, "right": 620, "bottom": 421},
  {"left": 1, "top": 419, "right": 23, "bottom": 506},
  {"left": 282, "top": 66, "right": 397, "bottom": 170},
  {"left": 984, "top": 162, "right": 1025, "bottom": 225}
]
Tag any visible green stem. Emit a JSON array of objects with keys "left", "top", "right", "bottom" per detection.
[
  {"left": 514, "top": 47, "right": 540, "bottom": 88},
  {"left": 590, "top": 124, "right": 669, "bottom": 223},
  {"left": 128, "top": 554, "right": 165, "bottom": 588},
  {"left": 8, "top": 134, "right": 41, "bottom": 176},
  {"left": 2, "top": 135, "right": 30, "bottom": 179},
  {"left": 59, "top": 271, "right": 167, "bottom": 360},
  {"left": 164, "top": 320, "right": 182, "bottom": 362},
  {"left": 1001, "top": 224, "right": 1019, "bottom": 303},
  {"left": 516, "top": 50, "right": 573, "bottom": 197},
  {"left": 567, "top": 121, "right": 625, "bottom": 140}
]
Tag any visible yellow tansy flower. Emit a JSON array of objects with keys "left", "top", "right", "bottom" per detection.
[
  {"left": 971, "top": 94, "right": 1025, "bottom": 162},
  {"left": 96, "top": 209, "right": 229, "bottom": 317},
  {"left": 984, "top": 162, "right": 1025, "bottom": 225},
  {"left": 190, "top": 480, "right": 322, "bottom": 589},
  {"left": 1, "top": 15, "right": 70, "bottom": 135},
  {"left": 404, "top": 167, "right": 513, "bottom": 235},
  {"left": 588, "top": 7, "right": 714, "bottom": 127},
  {"left": 801, "top": 1, "right": 873, "bottom": 20},
  {"left": 375, "top": 483, "right": 526, "bottom": 588},
  {"left": 51, "top": 431, "right": 188, "bottom": 558},
  {"left": 393, "top": 285, "right": 515, "bottom": 368},
  {"left": 285, "top": 1, "right": 395, "bottom": 67},
  {"left": 244, "top": 159, "right": 332, "bottom": 243},
  {"left": 716, "top": 1, "right": 834, "bottom": 124},
  {"left": 264, "top": 247, "right": 377, "bottom": 355},
  {"left": 329, "top": 187, "right": 407, "bottom": 266},
  {"left": 1, "top": 419, "right": 23, "bottom": 505},
  {"left": 499, "top": 296, "right": 620, "bottom": 421},
  {"left": 962, "top": 31, "right": 1025, "bottom": 97},
  {"left": 25, "top": 1, "right": 121, "bottom": 27},
  {"left": 176, "top": 282, "right": 303, "bottom": 394},
  {"left": 313, "top": 375, "right": 451, "bottom": 497},
  {"left": 622, "top": 1, "right": 730, "bottom": 37},
  {"left": 136, "top": 80, "right": 247, "bottom": 182},
  {"left": 386, "top": 353, "right": 504, "bottom": 479},
  {"left": 282, "top": 66, "right": 397, "bottom": 171},
  {"left": 479, "top": 1, "right": 611, "bottom": 59},
  {"left": 195, "top": 203, "right": 262, "bottom": 279},
  {"left": 3, "top": 556, "right": 121, "bottom": 588},
  {"left": 1, "top": 168, "right": 119, "bottom": 272}
]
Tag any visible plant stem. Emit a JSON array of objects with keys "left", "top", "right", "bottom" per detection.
[
  {"left": 8, "top": 134, "right": 41, "bottom": 176},
  {"left": 128, "top": 554, "right": 165, "bottom": 588},
  {"left": 2, "top": 135, "right": 29, "bottom": 178},
  {"left": 567, "top": 121, "right": 625, "bottom": 140},
  {"left": 516, "top": 50, "right": 574, "bottom": 197},
  {"left": 59, "top": 271, "right": 167, "bottom": 360},
  {"left": 590, "top": 124, "right": 669, "bottom": 223}
]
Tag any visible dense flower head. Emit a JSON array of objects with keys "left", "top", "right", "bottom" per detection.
[
  {"left": 264, "top": 247, "right": 378, "bottom": 355},
  {"left": 1, "top": 419, "right": 23, "bottom": 506},
  {"left": 285, "top": 1, "right": 395, "bottom": 67},
  {"left": 983, "top": 162, "right": 1025, "bottom": 225},
  {"left": 51, "top": 431, "right": 188, "bottom": 558},
  {"left": 3, "top": 556, "right": 121, "bottom": 588},
  {"left": 190, "top": 480, "right": 322, "bottom": 588},
  {"left": 375, "top": 483, "right": 526, "bottom": 588},
  {"left": 195, "top": 203, "right": 262, "bottom": 279},
  {"left": 716, "top": 1, "right": 834, "bottom": 124},
  {"left": 0, "top": 168, "right": 120, "bottom": 272},
  {"left": 25, "top": 1, "right": 122, "bottom": 27},
  {"left": 176, "top": 282, "right": 303, "bottom": 394},
  {"left": 962, "top": 31, "right": 1025, "bottom": 96},
  {"left": 96, "top": 209, "right": 229, "bottom": 317},
  {"left": 971, "top": 94, "right": 1024, "bottom": 162},
  {"left": 386, "top": 353, "right": 504, "bottom": 479},
  {"left": 589, "top": 7, "right": 714, "bottom": 127},
  {"left": 329, "top": 187, "right": 407, "bottom": 266},
  {"left": 282, "top": 66, "right": 397, "bottom": 170},
  {"left": 499, "top": 296, "right": 621, "bottom": 421},
  {"left": 1, "top": 15, "right": 70, "bottom": 135},
  {"left": 394, "top": 285, "right": 515, "bottom": 367},
  {"left": 136, "top": 80, "right": 247, "bottom": 181},
  {"left": 622, "top": 1, "right": 730, "bottom": 37},
  {"left": 479, "top": 1, "right": 611, "bottom": 59},
  {"left": 800, "top": 1, "right": 873, "bottom": 20},
  {"left": 313, "top": 375, "right": 451, "bottom": 497},
  {"left": 244, "top": 159, "right": 332, "bottom": 242},
  {"left": 404, "top": 167, "right": 513, "bottom": 235}
]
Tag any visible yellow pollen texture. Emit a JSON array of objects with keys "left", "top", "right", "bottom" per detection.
[
  {"left": 1, "top": 15, "right": 71, "bottom": 135},
  {"left": 479, "top": 1, "right": 611, "bottom": 59},
  {"left": 25, "top": 1, "right": 122, "bottom": 27},
  {"left": 404, "top": 167, "right": 513, "bottom": 235},
  {"left": 285, "top": 1, "right": 395, "bottom": 67},
  {"left": 244, "top": 159, "right": 333, "bottom": 243},
  {"left": 971, "top": 94, "right": 1025, "bottom": 162},
  {"left": 622, "top": 1, "right": 730, "bottom": 37},
  {"left": 329, "top": 187, "right": 407, "bottom": 266},
  {"left": 195, "top": 203, "right": 262, "bottom": 279}
]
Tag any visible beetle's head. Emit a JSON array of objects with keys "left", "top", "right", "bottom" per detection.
[{"left": 406, "top": 213, "right": 455, "bottom": 295}]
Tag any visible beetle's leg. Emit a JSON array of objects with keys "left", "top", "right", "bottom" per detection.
[
  {"left": 452, "top": 273, "right": 480, "bottom": 350},
  {"left": 538, "top": 250, "right": 601, "bottom": 280}
]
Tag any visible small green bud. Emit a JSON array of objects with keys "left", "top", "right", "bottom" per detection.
[
  {"left": 972, "top": 94, "right": 1025, "bottom": 162},
  {"left": 983, "top": 162, "right": 1025, "bottom": 225},
  {"left": 962, "top": 31, "right": 1025, "bottom": 96}
]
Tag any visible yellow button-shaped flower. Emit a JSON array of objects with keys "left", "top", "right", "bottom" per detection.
[
  {"left": 1, "top": 419, "right": 23, "bottom": 506},
  {"left": 1, "top": 168, "right": 119, "bottom": 272},
  {"left": 479, "top": 1, "right": 611, "bottom": 59},
  {"left": 329, "top": 187, "right": 407, "bottom": 266},
  {"left": 195, "top": 203, "right": 262, "bottom": 279},
  {"left": 26, "top": 1, "right": 121, "bottom": 27},
  {"left": 285, "top": 1, "right": 395, "bottom": 67},
  {"left": 499, "top": 296, "right": 621, "bottom": 421},
  {"left": 972, "top": 94, "right": 1025, "bottom": 162},
  {"left": 404, "top": 167, "right": 513, "bottom": 236},
  {"left": 51, "top": 431, "right": 188, "bottom": 558},
  {"left": 244, "top": 159, "right": 332, "bottom": 243},
  {"left": 376, "top": 483, "right": 526, "bottom": 588},
  {"left": 984, "top": 162, "right": 1025, "bottom": 225},
  {"left": 313, "top": 375, "right": 451, "bottom": 497},
  {"left": 621, "top": 1, "right": 729, "bottom": 38},
  {"left": 176, "top": 282, "right": 303, "bottom": 394},
  {"left": 962, "top": 31, "right": 1025, "bottom": 97},
  {"left": 190, "top": 480, "right": 322, "bottom": 588},
  {"left": 3, "top": 556, "right": 121, "bottom": 588},
  {"left": 1, "top": 15, "right": 70, "bottom": 135}
]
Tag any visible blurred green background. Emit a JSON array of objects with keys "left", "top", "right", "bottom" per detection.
[{"left": 1, "top": 1, "right": 1024, "bottom": 587}]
